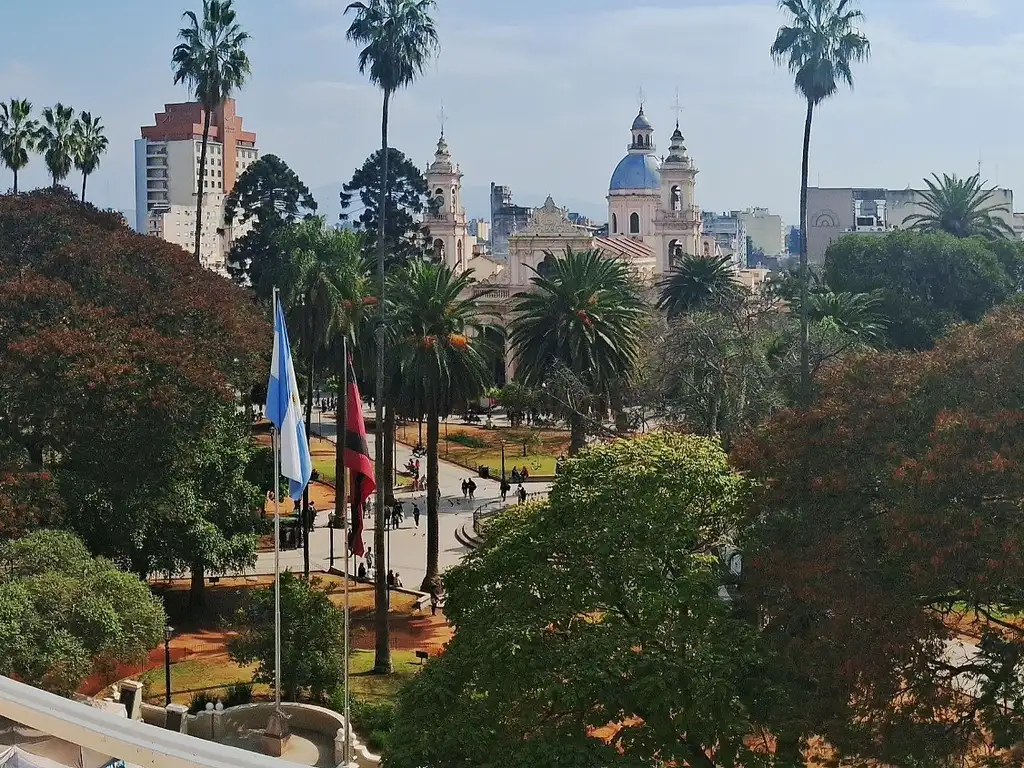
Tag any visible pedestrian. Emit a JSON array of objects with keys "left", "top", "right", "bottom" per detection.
[
  {"left": 467, "top": 478, "right": 477, "bottom": 500},
  {"left": 394, "top": 572, "right": 403, "bottom": 588},
  {"left": 357, "top": 561, "right": 367, "bottom": 580},
  {"left": 517, "top": 484, "right": 527, "bottom": 504},
  {"left": 500, "top": 479, "right": 509, "bottom": 502},
  {"left": 414, "top": 458, "right": 420, "bottom": 478},
  {"left": 413, "top": 503, "right": 421, "bottom": 528},
  {"left": 430, "top": 589, "right": 439, "bottom": 616},
  {"left": 365, "top": 547, "right": 374, "bottom": 575},
  {"left": 461, "top": 479, "right": 469, "bottom": 499},
  {"left": 387, "top": 569, "right": 396, "bottom": 589}
]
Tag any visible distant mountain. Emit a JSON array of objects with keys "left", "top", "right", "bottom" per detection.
[{"left": 311, "top": 182, "right": 607, "bottom": 229}]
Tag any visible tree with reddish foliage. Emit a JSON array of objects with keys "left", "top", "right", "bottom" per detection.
[
  {"left": 0, "top": 189, "right": 268, "bottom": 605},
  {"left": 735, "top": 306, "right": 1024, "bottom": 766}
]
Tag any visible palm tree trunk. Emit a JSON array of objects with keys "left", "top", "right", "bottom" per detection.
[
  {"left": 13, "top": 168, "right": 18, "bottom": 195},
  {"left": 372, "top": 88, "right": 393, "bottom": 675},
  {"left": 421, "top": 398, "right": 440, "bottom": 591},
  {"left": 798, "top": 98, "right": 814, "bottom": 407},
  {"left": 81, "top": 172, "right": 87, "bottom": 203},
  {"left": 194, "top": 107, "right": 213, "bottom": 264},
  {"left": 568, "top": 414, "right": 586, "bottom": 456},
  {"left": 303, "top": 311, "right": 315, "bottom": 580}
]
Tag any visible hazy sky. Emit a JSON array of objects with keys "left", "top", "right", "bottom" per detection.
[{"left": 3, "top": 0, "right": 1022, "bottom": 223}]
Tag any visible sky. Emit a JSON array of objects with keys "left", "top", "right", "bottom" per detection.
[{"left": 3, "top": 0, "right": 1024, "bottom": 224}]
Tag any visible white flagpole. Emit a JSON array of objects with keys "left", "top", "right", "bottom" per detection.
[
  {"left": 273, "top": 287, "right": 283, "bottom": 715},
  {"left": 342, "top": 335, "right": 352, "bottom": 766}
]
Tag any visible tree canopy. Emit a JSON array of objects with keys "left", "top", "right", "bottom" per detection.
[
  {"left": 823, "top": 229, "right": 1013, "bottom": 350},
  {"left": 734, "top": 306, "right": 1024, "bottom": 766},
  {"left": 905, "top": 172, "right": 1014, "bottom": 240},
  {"left": 0, "top": 530, "right": 165, "bottom": 696},
  {"left": 387, "top": 432, "right": 766, "bottom": 768}
]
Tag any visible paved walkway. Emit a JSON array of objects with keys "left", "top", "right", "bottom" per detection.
[{"left": 253, "top": 411, "right": 551, "bottom": 591}]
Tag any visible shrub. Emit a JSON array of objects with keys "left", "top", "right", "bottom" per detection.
[
  {"left": 352, "top": 698, "right": 395, "bottom": 753},
  {"left": 188, "top": 691, "right": 215, "bottom": 714},
  {"left": 448, "top": 431, "right": 488, "bottom": 449},
  {"left": 223, "top": 682, "right": 254, "bottom": 708}
]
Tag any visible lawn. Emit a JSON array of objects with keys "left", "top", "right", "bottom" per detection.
[
  {"left": 139, "top": 649, "right": 421, "bottom": 706},
  {"left": 310, "top": 435, "right": 410, "bottom": 488},
  {"left": 396, "top": 422, "right": 570, "bottom": 477}
]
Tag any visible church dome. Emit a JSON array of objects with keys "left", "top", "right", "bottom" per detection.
[
  {"left": 609, "top": 153, "right": 661, "bottom": 192},
  {"left": 632, "top": 109, "right": 653, "bottom": 131}
]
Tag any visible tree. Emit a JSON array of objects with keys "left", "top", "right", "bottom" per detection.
[
  {"left": 36, "top": 103, "right": 80, "bottom": 188},
  {"left": 390, "top": 262, "right": 492, "bottom": 590},
  {"left": 0, "top": 435, "right": 63, "bottom": 540},
  {"left": 795, "top": 289, "right": 886, "bottom": 345},
  {"left": 824, "top": 230, "right": 1011, "bottom": 349},
  {"left": 657, "top": 253, "right": 747, "bottom": 319},
  {"left": 345, "top": 0, "right": 439, "bottom": 676},
  {"left": 387, "top": 432, "right": 767, "bottom": 768},
  {"left": 339, "top": 147, "right": 433, "bottom": 267},
  {"left": 0, "top": 530, "right": 165, "bottom": 696},
  {"left": 509, "top": 247, "right": 647, "bottom": 455},
  {"left": 224, "top": 153, "right": 318, "bottom": 297},
  {"left": 229, "top": 571, "right": 346, "bottom": 701},
  {"left": 172, "top": 0, "right": 251, "bottom": 264},
  {"left": 0, "top": 99, "right": 40, "bottom": 194},
  {"left": 733, "top": 306, "right": 1024, "bottom": 766},
  {"left": 493, "top": 381, "right": 539, "bottom": 427},
  {"left": 0, "top": 190, "right": 267, "bottom": 585},
  {"left": 73, "top": 111, "right": 108, "bottom": 203},
  {"left": 905, "top": 172, "right": 1015, "bottom": 240},
  {"left": 771, "top": 0, "right": 870, "bottom": 406}
]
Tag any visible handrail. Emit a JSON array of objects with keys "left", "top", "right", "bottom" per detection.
[{"left": 472, "top": 492, "right": 547, "bottom": 535}]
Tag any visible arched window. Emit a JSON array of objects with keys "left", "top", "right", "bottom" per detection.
[
  {"left": 435, "top": 188, "right": 444, "bottom": 198},
  {"left": 434, "top": 238, "right": 445, "bottom": 259},
  {"left": 537, "top": 254, "right": 556, "bottom": 278},
  {"left": 456, "top": 239, "right": 464, "bottom": 268},
  {"left": 671, "top": 185, "right": 681, "bottom": 212},
  {"left": 629, "top": 212, "right": 640, "bottom": 234},
  {"left": 611, "top": 213, "right": 617, "bottom": 234},
  {"left": 668, "top": 239, "right": 683, "bottom": 267},
  {"left": 451, "top": 186, "right": 457, "bottom": 213},
  {"left": 703, "top": 241, "right": 711, "bottom": 256}
]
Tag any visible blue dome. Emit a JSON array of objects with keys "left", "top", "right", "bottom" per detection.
[{"left": 609, "top": 153, "right": 661, "bottom": 191}]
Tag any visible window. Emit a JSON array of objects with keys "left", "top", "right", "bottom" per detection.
[
  {"left": 629, "top": 212, "right": 640, "bottom": 234},
  {"left": 457, "top": 239, "right": 463, "bottom": 266},
  {"left": 611, "top": 213, "right": 617, "bottom": 234},
  {"left": 671, "top": 186, "right": 681, "bottom": 212},
  {"left": 433, "top": 238, "right": 445, "bottom": 258}
]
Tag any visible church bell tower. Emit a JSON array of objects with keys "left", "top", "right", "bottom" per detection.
[
  {"left": 655, "top": 120, "right": 700, "bottom": 274},
  {"left": 424, "top": 131, "right": 470, "bottom": 273}
]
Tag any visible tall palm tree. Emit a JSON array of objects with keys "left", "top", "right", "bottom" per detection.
[
  {"left": 345, "top": 0, "right": 438, "bottom": 675},
  {"left": 796, "top": 289, "right": 887, "bottom": 346},
  {"left": 509, "top": 247, "right": 646, "bottom": 456},
  {"left": 37, "top": 104, "right": 80, "bottom": 188},
  {"left": 905, "top": 172, "right": 1014, "bottom": 240},
  {"left": 0, "top": 99, "right": 40, "bottom": 194},
  {"left": 73, "top": 112, "right": 108, "bottom": 203},
  {"left": 172, "top": 0, "right": 251, "bottom": 264},
  {"left": 390, "top": 262, "right": 492, "bottom": 591},
  {"left": 771, "top": 0, "right": 870, "bottom": 406},
  {"left": 657, "top": 253, "right": 747, "bottom": 319}
]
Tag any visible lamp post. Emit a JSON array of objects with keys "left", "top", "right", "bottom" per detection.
[{"left": 163, "top": 625, "right": 174, "bottom": 706}]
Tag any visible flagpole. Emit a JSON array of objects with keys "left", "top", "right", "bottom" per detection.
[
  {"left": 342, "top": 336, "right": 352, "bottom": 766},
  {"left": 272, "top": 288, "right": 283, "bottom": 716}
]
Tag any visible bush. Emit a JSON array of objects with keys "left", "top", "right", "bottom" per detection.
[
  {"left": 352, "top": 699, "right": 395, "bottom": 753},
  {"left": 224, "top": 682, "right": 253, "bottom": 708},
  {"left": 188, "top": 691, "right": 215, "bottom": 714},
  {"left": 448, "top": 431, "right": 488, "bottom": 449}
]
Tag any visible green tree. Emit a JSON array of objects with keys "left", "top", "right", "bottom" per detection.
[
  {"left": 390, "top": 262, "right": 492, "bottom": 590},
  {"left": 905, "top": 172, "right": 1014, "bottom": 239},
  {"left": 0, "top": 530, "right": 165, "bottom": 696},
  {"left": 824, "top": 230, "right": 1011, "bottom": 349},
  {"left": 657, "top": 253, "right": 747, "bottom": 319},
  {"left": 36, "top": 103, "right": 80, "bottom": 188},
  {"left": 794, "top": 289, "right": 886, "bottom": 345},
  {"left": 73, "top": 112, "right": 108, "bottom": 203},
  {"left": 0, "top": 99, "right": 40, "bottom": 194},
  {"left": 224, "top": 153, "right": 318, "bottom": 297},
  {"left": 387, "top": 432, "right": 766, "bottom": 768},
  {"left": 172, "top": 0, "right": 251, "bottom": 263},
  {"left": 229, "top": 571, "right": 345, "bottom": 701},
  {"left": 771, "top": 0, "right": 870, "bottom": 406},
  {"left": 493, "top": 381, "right": 539, "bottom": 428},
  {"left": 509, "top": 247, "right": 646, "bottom": 455},
  {"left": 345, "top": 0, "right": 439, "bottom": 675}
]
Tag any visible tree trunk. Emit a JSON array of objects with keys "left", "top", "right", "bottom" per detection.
[
  {"left": 372, "top": 89, "right": 393, "bottom": 675},
  {"left": 303, "top": 309, "right": 315, "bottom": 580},
  {"left": 335, "top": 343, "right": 347, "bottom": 569},
  {"left": 798, "top": 99, "right": 814, "bottom": 408},
  {"left": 421, "top": 398, "right": 440, "bottom": 591},
  {"left": 383, "top": 405, "right": 396, "bottom": 504},
  {"left": 568, "top": 414, "right": 586, "bottom": 456},
  {"left": 12, "top": 168, "right": 18, "bottom": 195},
  {"left": 194, "top": 107, "right": 213, "bottom": 264},
  {"left": 81, "top": 172, "right": 87, "bottom": 202},
  {"left": 190, "top": 561, "right": 205, "bottom": 609}
]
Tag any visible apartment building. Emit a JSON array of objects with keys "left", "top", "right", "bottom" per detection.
[
  {"left": 740, "top": 207, "right": 786, "bottom": 258},
  {"left": 701, "top": 210, "right": 747, "bottom": 267},
  {"left": 134, "top": 99, "right": 258, "bottom": 273}
]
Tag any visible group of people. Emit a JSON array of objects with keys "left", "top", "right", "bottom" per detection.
[
  {"left": 387, "top": 499, "right": 421, "bottom": 530},
  {"left": 508, "top": 466, "right": 531, "bottom": 483},
  {"left": 460, "top": 477, "right": 478, "bottom": 500},
  {"left": 316, "top": 397, "right": 336, "bottom": 412}
]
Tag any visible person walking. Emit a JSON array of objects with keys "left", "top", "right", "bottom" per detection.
[
  {"left": 413, "top": 503, "right": 421, "bottom": 528},
  {"left": 500, "top": 479, "right": 509, "bottom": 502},
  {"left": 430, "top": 588, "right": 440, "bottom": 616},
  {"left": 461, "top": 479, "right": 469, "bottom": 500},
  {"left": 467, "top": 478, "right": 477, "bottom": 501},
  {"left": 517, "top": 484, "right": 527, "bottom": 504}
]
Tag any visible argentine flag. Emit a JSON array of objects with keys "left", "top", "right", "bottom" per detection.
[{"left": 266, "top": 297, "right": 313, "bottom": 501}]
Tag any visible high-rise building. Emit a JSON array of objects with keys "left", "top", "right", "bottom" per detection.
[
  {"left": 489, "top": 183, "right": 532, "bottom": 259},
  {"left": 701, "top": 210, "right": 747, "bottom": 267},
  {"left": 134, "top": 99, "right": 258, "bottom": 273},
  {"left": 739, "top": 207, "right": 786, "bottom": 259},
  {"left": 468, "top": 218, "right": 490, "bottom": 241}
]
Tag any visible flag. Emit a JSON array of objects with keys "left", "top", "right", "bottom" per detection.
[
  {"left": 266, "top": 297, "right": 313, "bottom": 501},
  {"left": 344, "top": 353, "right": 375, "bottom": 556}
]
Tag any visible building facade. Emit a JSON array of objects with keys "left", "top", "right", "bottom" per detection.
[
  {"left": 489, "top": 183, "right": 532, "bottom": 259},
  {"left": 806, "top": 185, "right": 1019, "bottom": 264},
  {"left": 134, "top": 99, "right": 258, "bottom": 273},
  {"left": 701, "top": 210, "right": 747, "bottom": 267},
  {"left": 740, "top": 207, "right": 786, "bottom": 259}
]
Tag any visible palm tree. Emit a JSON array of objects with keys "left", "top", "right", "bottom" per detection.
[
  {"left": 657, "top": 253, "right": 747, "bottom": 318},
  {"left": 509, "top": 247, "right": 646, "bottom": 456},
  {"left": 172, "top": 0, "right": 251, "bottom": 264},
  {"left": 37, "top": 104, "right": 80, "bottom": 188},
  {"left": 797, "top": 289, "right": 887, "bottom": 346},
  {"left": 904, "top": 173, "right": 1014, "bottom": 240},
  {"left": 390, "top": 262, "right": 492, "bottom": 591},
  {"left": 771, "top": 0, "right": 870, "bottom": 406},
  {"left": 73, "top": 112, "right": 108, "bottom": 203},
  {"left": 345, "top": 0, "right": 439, "bottom": 675},
  {"left": 0, "top": 99, "right": 40, "bottom": 193}
]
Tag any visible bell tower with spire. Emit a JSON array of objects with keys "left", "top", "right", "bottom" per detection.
[
  {"left": 654, "top": 110, "right": 701, "bottom": 274},
  {"left": 424, "top": 128, "right": 471, "bottom": 273}
]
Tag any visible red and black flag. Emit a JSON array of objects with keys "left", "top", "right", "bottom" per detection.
[{"left": 344, "top": 355, "right": 375, "bottom": 556}]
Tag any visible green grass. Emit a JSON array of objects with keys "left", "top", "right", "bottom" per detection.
[
  {"left": 314, "top": 455, "right": 411, "bottom": 487},
  {"left": 137, "top": 650, "right": 422, "bottom": 706},
  {"left": 446, "top": 451, "right": 558, "bottom": 477}
]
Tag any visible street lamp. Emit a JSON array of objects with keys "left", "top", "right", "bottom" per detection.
[{"left": 163, "top": 625, "right": 174, "bottom": 706}]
